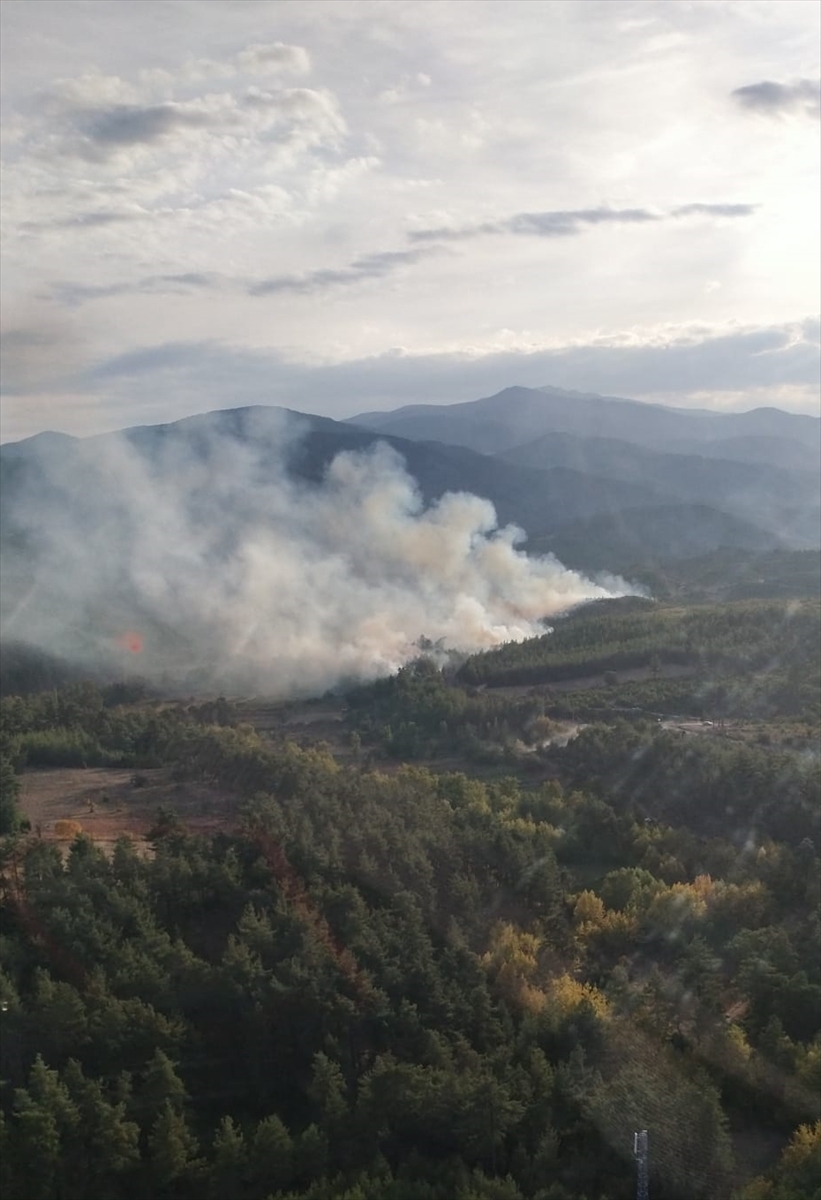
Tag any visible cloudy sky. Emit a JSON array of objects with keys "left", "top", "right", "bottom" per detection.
[{"left": 1, "top": 0, "right": 819, "bottom": 442}]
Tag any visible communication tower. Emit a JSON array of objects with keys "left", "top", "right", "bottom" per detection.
[{"left": 633, "top": 1129, "right": 649, "bottom": 1200}]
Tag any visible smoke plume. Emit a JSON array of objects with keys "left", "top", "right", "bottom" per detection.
[{"left": 1, "top": 413, "right": 635, "bottom": 695}]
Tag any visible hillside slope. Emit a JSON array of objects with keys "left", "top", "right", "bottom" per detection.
[{"left": 499, "top": 431, "right": 820, "bottom": 547}]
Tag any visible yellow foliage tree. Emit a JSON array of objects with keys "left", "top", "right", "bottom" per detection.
[
  {"left": 482, "top": 922, "right": 543, "bottom": 1009},
  {"left": 573, "top": 890, "right": 605, "bottom": 929},
  {"left": 736, "top": 1119, "right": 821, "bottom": 1199},
  {"left": 549, "top": 973, "right": 609, "bottom": 1021},
  {"left": 780, "top": 1119, "right": 821, "bottom": 1173}
]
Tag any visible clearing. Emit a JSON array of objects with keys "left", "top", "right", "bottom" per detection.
[{"left": 17, "top": 766, "right": 242, "bottom": 854}]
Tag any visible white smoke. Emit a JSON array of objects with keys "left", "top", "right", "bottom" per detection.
[{"left": 1, "top": 414, "right": 636, "bottom": 695}]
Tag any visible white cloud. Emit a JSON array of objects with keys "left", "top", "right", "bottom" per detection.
[
  {"left": 236, "top": 42, "right": 311, "bottom": 76},
  {"left": 46, "top": 71, "right": 141, "bottom": 107},
  {"left": 379, "top": 71, "right": 435, "bottom": 105}
]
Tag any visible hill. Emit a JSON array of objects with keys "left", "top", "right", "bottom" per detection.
[
  {"left": 4, "top": 401, "right": 811, "bottom": 567},
  {"left": 1, "top": 588, "right": 818, "bottom": 1200},
  {"left": 1, "top": 398, "right": 817, "bottom": 689},
  {"left": 350, "top": 385, "right": 819, "bottom": 474},
  {"left": 3, "top": 404, "right": 792, "bottom": 607}
]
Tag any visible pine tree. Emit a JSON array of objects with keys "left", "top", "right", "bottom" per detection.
[
  {"left": 208, "top": 1114, "right": 248, "bottom": 1200},
  {"left": 0, "top": 754, "right": 22, "bottom": 834},
  {"left": 10, "top": 1057, "right": 79, "bottom": 1200},
  {"left": 138, "top": 1047, "right": 187, "bottom": 1121},
  {"left": 250, "top": 1114, "right": 294, "bottom": 1197},
  {"left": 148, "top": 1099, "right": 200, "bottom": 1192},
  {"left": 293, "top": 1123, "right": 329, "bottom": 1187}
]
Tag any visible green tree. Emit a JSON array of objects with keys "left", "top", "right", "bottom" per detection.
[
  {"left": 62, "top": 1058, "right": 139, "bottom": 1198},
  {"left": 148, "top": 1100, "right": 200, "bottom": 1192},
  {"left": 309, "top": 1051, "right": 349, "bottom": 1132},
  {"left": 250, "top": 1114, "right": 294, "bottom": 1197},
  {"left": 10, "top": 1056, "right": 80, "bottom": 1200},
  {"left": 0, "top": 753, "right": 22, "bottom": 834},
  {"left": 293, "top": 1123, "right": 329, "bottom": 1187},
  {"left": 208, "top": 1114, "right": 248, "bottom": 1200},
  {"left": 137, "top": 1048, "right": 187, "bottom": 1122}
]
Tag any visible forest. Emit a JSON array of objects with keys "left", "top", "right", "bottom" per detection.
[{"left": 0, "top": 595, "right": 819, "bottom": 1199}]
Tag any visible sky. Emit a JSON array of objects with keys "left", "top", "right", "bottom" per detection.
[{"left": 1, "top": 0, "right": 819, "bottom": 442}]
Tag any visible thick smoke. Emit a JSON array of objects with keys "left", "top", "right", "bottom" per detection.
[{"left": 1, "top": 414, "right": 635, "bottom": 694}]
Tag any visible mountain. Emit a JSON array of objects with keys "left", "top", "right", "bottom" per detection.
[
  {"left": 2, "top": 399, "right": 817, "bottom": 683},
  {"left": 498, "top": 431, "right": 820, "bottom": 547},
  {"left": 527, "top": 505, "right": 785, "bottom": 574},
  {"left": 1, "top": 399, "right": 814, "bottom": 632},
  {"left": 663, "top": 434, "right": 821, "bottom": 475},
  {"left": 0, "top": 404, "right": 671, "bottom": 542},
  {"left": 350, "top": 385, "right": 820, "bottom": 473},
  {"left": 2, "top": 402, "right": 814, "bottom": 577},
  {"left": 0, "top": 404, "right": 678, "bottom": 683}
]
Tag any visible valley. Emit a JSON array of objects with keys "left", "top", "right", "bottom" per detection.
[{"left": 1, "top": 388, "right": 819, "bottom": 1200}]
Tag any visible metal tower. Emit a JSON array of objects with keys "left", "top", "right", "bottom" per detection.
[{"left": 633, "top": 1129, "right": 649, "bottom": 1200}]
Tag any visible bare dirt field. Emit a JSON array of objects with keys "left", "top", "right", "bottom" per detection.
[{"left": 17, "top": 767, "right": 242, "bottom": 854}]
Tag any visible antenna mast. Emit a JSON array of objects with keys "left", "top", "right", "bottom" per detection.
[{"left": 633, "top": 1129, "right": 649, "bottom": 1200}]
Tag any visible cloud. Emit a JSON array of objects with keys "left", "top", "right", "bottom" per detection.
[
  {"left": 59, "top": 209, "right": 145, "bottom": 227},
  {"left": 45, "top": 240, "right": 437, "bottom": 306},
  {"left": 47, "top": 72, "right": 141, "bottom": 109},
  {"left": 175, "top": 42, "right": 311, "bottom": 83},
  {"left": 248, "top": 246, "right": 445, "bottom": 296},
  {"left": 672, "top": 203, "right": 757, "bottom": 218},
  {"left": 17, "top": 208, "right": 148, "bottom": 234},
  {"left": 50, "top": 273, "right": 220, "bottom": 307},
  {"left": 409, "top": 204, "right": 754, "bottom": 242},
  {"left": 9, "top": 319, "right": 812, "bottom": 436},
  {"left": 236, "top": 42, "right": 311, "bottom": 76},
  {"left": 27, "top": 67, "right": 345, "bottom": 166},
  {"left": 44, "top": 43, "right": 310, "bottom": 98},
  {"left": 66, "top": 89, "right": 341, "bottom": 160},
  {"left": 1, "top": 3, "right": 817, "bottom": 445},
  {"left": 379, "top": 72, "right": 433, "bottom": 105},
  {"left": 0, "top": 311, "right": 87, "bottom": 395},
  {"left": 731, "top": 79, "right": 821, "bottom": 118},
  {"left": 81, "top": 101, "right": 218, "bottom": 148},
  {"left": 409, "top": 207, "right": 658, "bottom": 242}
]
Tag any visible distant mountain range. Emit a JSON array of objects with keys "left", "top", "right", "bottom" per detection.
[
  {"left": 350, "top": 384, "right": 820, "bottom": 466},
  {"left": 1, "top": 387, "right": 818, "bottom": 615},
  {"left": 348, "top": 385, "right": 820, "bottom": 557}
]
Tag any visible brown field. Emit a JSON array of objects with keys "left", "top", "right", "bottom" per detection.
[{"left": 17, "top": 766, "right": 242, "bottom": 855}]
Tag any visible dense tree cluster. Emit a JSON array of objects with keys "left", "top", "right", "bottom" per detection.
[
  {"left": 345, "top": 659, "right": 541, "bottom": 763},
  {"left": 0, "top": 594, "right": 818, "bottom": 1198},
  {"left": 458, "top": 601, "right": 821, "bottom": 723},
  {"left": 0, "top": 684, "right": 239, "bottom": 780},
  {"left": 549, "top": 721, "right": 820, "bottom": 849}
]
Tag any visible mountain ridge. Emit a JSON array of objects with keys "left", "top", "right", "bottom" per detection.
[
  {"left": 348, "top": 384, "right": 819, "bottom": 464},
  {"left": 1, "top": 393, "right": 817, "bottom": 602}
]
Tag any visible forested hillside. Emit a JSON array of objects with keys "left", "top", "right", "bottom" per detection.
[
  {"left": 0, "top": 594, "right": 819, "bottom": 1199},
  {"left": 458, "top": 599, "right": 820, "bottom": 708}
]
